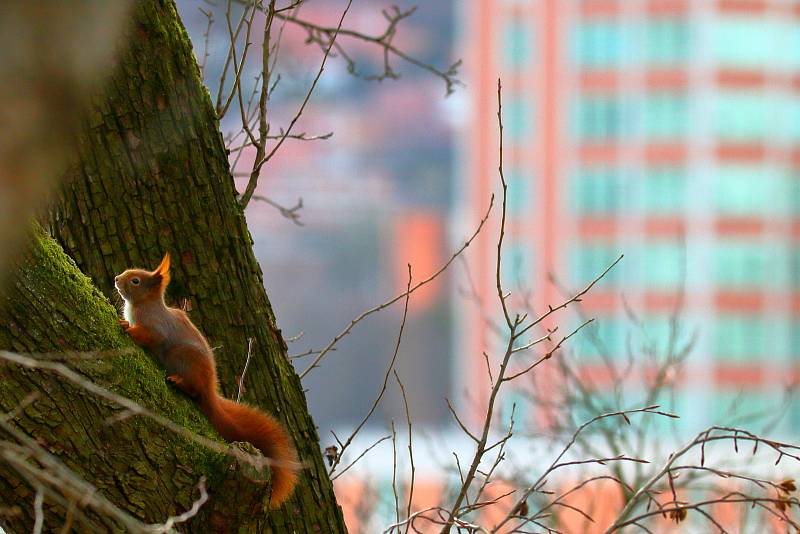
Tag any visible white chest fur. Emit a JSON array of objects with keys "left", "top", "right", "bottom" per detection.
[{"left": 123, "top": 300, "right": 135, "bottom": 325}]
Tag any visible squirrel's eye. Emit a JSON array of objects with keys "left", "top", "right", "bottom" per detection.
[{"left": 131, "top": 278, "right": 140, "bottom": 285}]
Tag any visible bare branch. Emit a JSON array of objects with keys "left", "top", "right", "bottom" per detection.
[
  {"left": 394, "top": 370, "right": 415, "bottom": 534},
  {"left": 299, "top": 195, "right": 493, "bottom": 378},
  {"left": 239, "top": 0, "right": 353, "bottom": 208},
  {"left": 327, "top": 264, "right": 412, "bottom": 476},
  {"left": 249, "top": 195, "right": 304, "bottom": 226},
  {"left": 236, "top": 337, "right": 254, "bottom": 402},
  {"left": 146, "top": 477, "right": 209, "bottom": 533},
  {"left": 270, "top": 5, "right": 463, "bottom": 96},
  {"left": 0, "top": 350, "right": 289, "bottom": 473}
]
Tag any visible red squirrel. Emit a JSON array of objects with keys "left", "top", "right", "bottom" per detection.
[{"left": 114, "top": 252, "right": 298, "bottom": 508}]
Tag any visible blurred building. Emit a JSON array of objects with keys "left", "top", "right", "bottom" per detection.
[
  {"left": 457, "top": 0, "right": 800, "bottom": 434},
  {"left": 177, "top": 0, "right": 459, "bottom": 431}
]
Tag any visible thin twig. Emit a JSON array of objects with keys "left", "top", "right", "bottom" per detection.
[
  {"left": 0, "top": 351, "right": 290, "bottom": 472},
  {"left": 236, "top": 337, "right": 254, "bottom": 402},
  {"left": 394, "top": 370, "right": 415, "bottom": 534},
  {"left": 300, "top": 195, "right": 493, "bottom": 378},
  {"left": 146, "top": 477, "right": 209, "bottom": 533},
  {"left": 239, "top": 0, "right": 353, "bottom": 208},
  {"left": 327, "top": 264, "right": 412, "bottom": 476}
]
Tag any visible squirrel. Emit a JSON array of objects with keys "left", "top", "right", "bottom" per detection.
[{"left": 114, "top": 252, "right": 298, "bottom": 508}]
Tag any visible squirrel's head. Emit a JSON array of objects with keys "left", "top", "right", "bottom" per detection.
[{"left": 114, "top": 252, "right": 171, "bottom": 304}]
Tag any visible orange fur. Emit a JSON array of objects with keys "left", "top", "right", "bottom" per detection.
[{"left": 115, "top": 253, "right": 298, "bottom": 508}]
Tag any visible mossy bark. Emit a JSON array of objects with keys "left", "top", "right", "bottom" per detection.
[
  {"left": 0, "top": 226, "right": 278, "bottom": 532},
  {"left": 1, "top": 0, "right": 348, "bottom": 532}
]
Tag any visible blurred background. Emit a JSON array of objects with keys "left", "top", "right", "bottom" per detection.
[{"left": 177, "top": 0, "right": 800, "bottom": 529}]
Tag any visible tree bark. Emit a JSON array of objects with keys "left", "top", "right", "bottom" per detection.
[
  {"left": 0, "top": 0, "right": 348, "bottom": 531},
  {"left": 0, "top": 226, "right": 279, "bottom": 532}
]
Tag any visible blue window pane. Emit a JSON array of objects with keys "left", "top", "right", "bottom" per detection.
[
  {"left": 790, "top": 24, "right": 800, "bottom": 69},
  {"left": 506, "top": 170, "right": 532, "bottom": 216},
  {"left": 645, "top": 17, "right": 690, "bottom": 65},
  {"left": 572, "top": 242, "right": 620, "bottom": 286},
  {"left": 642, "top": 242, "right": 683, "bottom": 289},
  {"left": 715, "top": 314, "right": 765, "bottom": 362},
  {"left": 711, "top": 391, "right": 769, "bottom": 426},
  {"left": 715, "top": 240, "right": 766, "bottom": 289},
  {"left": 790, "top": 396, "right": 800, "bottom": 435},
  {"left": 790, "top": 247, "right": 800, "bottom": 288},
  {"left": 790, "top": 320, "right": 800, "bottom": 359},
  {"left": 575, "top": 96, "right": 623, "bottom": 141},
  {"left": 502, "top": 242, "right": 532, "bottom": 287},
  {"left": 573, "top": 318, "right": 624, "bottom": 362},
  {"left": 648, "top": 389, "right": 691, "bottom": 433},
  {"left": 636, "top": 314, "right": 693, "bottom": 359},
  {"left": 788, "top": 98, "right": 800, "bottom": 142},
  {"left": 715, "top": 91, "right": 769, "bottom": 142},
  {"left": 789, "top": 173, "right": 800, "bottom": 214},
  {"left": 715, "top": 165, "right": 770, "bottom": 215},
  {"left": 643, "top": 167, "right": 686, "bottom": 214},
  {"left": 503, "top": 20, "right": 533, "bottom": 68},
  {"left": 501, "top": 388, "right": 528, "bottom": 429},
  {"left": 643, "top": 92, "right": 688, "bottom": 140},
  {"left": 573, "top": 167, "right": 621, "bottom": 214},
  {"left": 505, "top": 97, "right": 532, "bottom": 140},
  {"left": 575, "top": 19, "right": 621, "bottom": 68},
  {"left": 714, "top": 17, "right": 773, "bottom": 68}
]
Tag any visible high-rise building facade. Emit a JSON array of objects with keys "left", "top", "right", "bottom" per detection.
[{"left": 457, "top": 0, "right": 800, "bottom": 433}]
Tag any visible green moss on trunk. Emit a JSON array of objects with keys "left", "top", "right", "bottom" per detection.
[
  {"left": 0, "top": 226, "right": 247, "bottom": 532},
  {"left": 38, "top": 0, "right": 347, "bottom": 531}
]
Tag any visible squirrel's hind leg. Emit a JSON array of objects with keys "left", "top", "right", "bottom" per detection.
[{"left": 162, "top": 346, "right": 216, "bottom": 400}]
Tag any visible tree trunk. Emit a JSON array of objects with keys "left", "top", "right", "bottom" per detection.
[
  {"left": 1, "top": 0, "right": 348, "bottom": 531},
  {"left": 0, "top": 226, "right": 282, "bottom": 532}
]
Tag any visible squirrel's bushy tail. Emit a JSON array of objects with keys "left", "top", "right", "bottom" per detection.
[{"left": 200, "top": 394, "right": 299, "bottom": 508}]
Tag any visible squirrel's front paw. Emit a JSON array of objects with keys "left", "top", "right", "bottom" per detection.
[
  {"left": 166, "top": 374, "right": 184, "bottom": 386},
  {"left": 118, "top": 319, "right": 130, "bottom": 330}
]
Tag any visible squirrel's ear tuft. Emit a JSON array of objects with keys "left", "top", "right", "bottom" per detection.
[
  {"left": 154, "top": 252, "right": 171, "bottom": 276},
  {"left": 152, "top": 252, "right": 172, "bottom": 289}
]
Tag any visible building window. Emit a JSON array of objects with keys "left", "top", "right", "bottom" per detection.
[
  {"left": 714, "top": 313, "right": 765, "bottom": 362},
  {"left": 715, "top": 90, "right": 769, "bottom": 142},
  {"left": 575, "top": 19, "right": 622, "bottom": 68},
  {"left": 636, "top": 313, "right": 692, "bottom": 356},
  {"left": 575, "top": 95, "right": 623, "bottom": 141},
  {"left": 788, "top": 173, "right": 800, "bottom": 216},
  {"left": 715, "top": 165, "right": 770, "bottom": 215},
  {"left": 791, "top": 395, "right": 800, "bottom": 435},
  {"left": 503, "top": 19, "right": 533, "bottom": 68},
  {"left": 573, "top": 167, "right": 621, "bottom": 215},
  {"left": 649, "top": 388, "right": 690, "bottom": 432},
  {"left": 715, "top": 240, "right": 766, "bottom": 289},
  {"left": 501, "top": 388, "right": 528, "bottom": 429},
  {"left": 506, "top": 169, "right": 532, "bottom": 217},
  {"left": 714, "top": 16, "right": 773, "bottom": 68},
  {"left": 789, "top": 246, "right": 800, "bottom": 288},
  {"left": 790, "top": 320, "right": 800, "bottom": 359},
  {"left": 572, "top": 388, "right": 620, "bottom": 424},
  {"left": 711, "top": 390, "right": 767, "bottom": 425},
  {"left": 643, "top": 167, "right": 686, "bottom": 214},
  {"left": 572, "top": 241, "right": 620, "bottom": 286},
  {"left": 643, "top": 92, "right": 688, "bottom": 141},
  {"left": 642, "top": 241, "right": 683, "bottom": 290},
  {"left": 791, "top": 23, "right": 800, "bottom": 70},
  {"left": 644, "top": 17, "right": 689, "bottom": 65},
  {"left": 788, "top": 98, "right": 800, "bottom": 142},
  {"left": 573, "top": 318, "right": 624, "bottom": 363},
  {"left": 505, "top": 96, "right": 532, "bottom": 141},
  {"left": 502, "top": 242, "right": 532, "bottom": 288}
]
